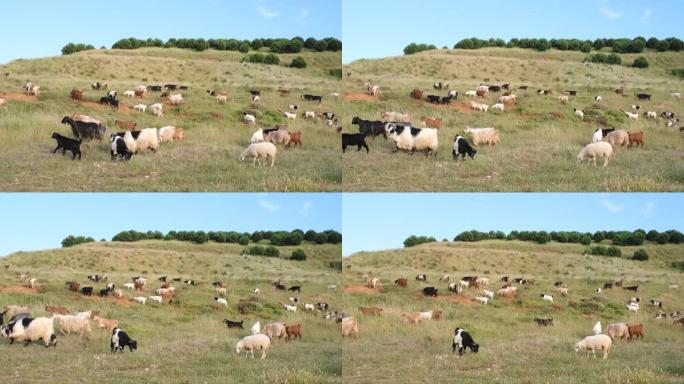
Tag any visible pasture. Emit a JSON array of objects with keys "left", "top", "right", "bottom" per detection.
[
  {"left": 0, "top": 48, "right": 341, "bottom": 192},
  {"left": 341, "top": 240, "right": 684, "bottom": 383},
  {"left": 0, "top": 240, "right": 342, "bottom": 383},
  {"left": 340, "top": 48, "right": 684, "bottom": 191}
]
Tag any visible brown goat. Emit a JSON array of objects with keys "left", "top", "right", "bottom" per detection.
[
  {"left": 115, "top": 120, "right": 137, "bottom": 130},
  {"left": 358, "top": 307, "right": 383, "bottom": 315},
  {"left": 628, "top": 131, "right": 644, "bottom": 148},
  {"left": 628, "top": 324, "right": 644, "bottom": 341},
  {"left": 421, "top": 116, "right": 442, "bottom": 129},
  {"left": 134, "top": 281, "right": 145, "bottom": 291},
  {"left": 70, "top": 89, "right": 83, "bottom": 100},
  {"left": 285, "top": 323, "right": 302, "bottom": 341},
  {"left": 134, "top": 90, "right": 145, "bottom": 98},
  {"left": 410, "top": 89, "right": 424, "bottom": 99},
  {"left": 66, "top": 281, "right": 80, "bottom": 292},
  {"left": 394, "top": 278, "right": 408, "bottom": 287},
  {"left": 92, "top": 315, "right": 119, "bottom": 331},
  {"left": 286, "top": 131, "right": 302, "bottom": 148}
]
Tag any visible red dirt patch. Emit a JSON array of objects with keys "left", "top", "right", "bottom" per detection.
[
  {"left": 342, "top": 92, "right": 378, "bottom": 102},
  {"left": 0, "top": 285, "right": 39, "bottom": 295},
  {"left": 0, "top": 92, "right": 38, "bottom": 102},
  {"left": 85, "top": 295, "right": 135, "bottom": 307},
  {"left": 344, "top": 284, "right": 383, "bottom": 294}
]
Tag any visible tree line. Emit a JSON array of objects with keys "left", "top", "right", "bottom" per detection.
[
  {"left": 453, "top": 229, "right": 683, "bottom": 246},
  {"left": 108, "top": 36, "right": 341, "bottom": 53},
  {"left": 61, "top": 229, "right": 340, "bottom": 247}
]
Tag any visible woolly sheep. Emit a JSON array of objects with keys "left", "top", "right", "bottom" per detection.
[
  {"left": 168, "top": 94, "right": 183, "bottom": 105},
  {"left": 265, "top": 129, "right": 291, "bottom": 146},
  {"left": 124, "top": 91, "right": 135, "bottom": 98},
  {"left": 283, "top": 304, "right": 297, "bottom": 312},
  {"left": 574, "top": 108, "right": 584, "bottom": 119},
  {"left": 27, "top": 278, "right": 38, "bottom": 289},
  {"left": 645, "top": 111, "right": 657, "bottom": 119},
  {"left": 150, "top": 103, "right": 163, "bottom": 112},
  {"left": 577, "top": 142, "right": 613, "bottom": 167},
  {"left": 592, "top": 321, "right": 602, "bottom": 335},
  {"left": 464, "top": 127, "right": 500, "bottom": 146},
  {"left": 541, "top": 294, "right": 554, "bottom": 302},
  {"left": 470, "top": 101, "right": 489, "bottom": 112},
  {"left": 491, "top": 103, "right": 505, "bottom": 111},
  {"left": 217, "top": 94, "right": 227, "bottom": 103},
  {"left": 594, "top": 96, "right": 602, "bottom": 102},
  {"left": 386, "top": 124, "right": 438, "bottom": 155},
  {"left": 604, "top": 130, "right": 629, "bottom": 147},
  {"left": 216, "top": 287, "right": 227, "bottom": 295},
  {"left": 283, "top": 111, "right": 297, "bottom": 122},
  {"left": 475, "top": 296, "right": 489, "bottom": 305},
  {"left": 303, "top": 111, "right": 316, "bottom": 119},
  {"left": 0, "top": 98, "right": 5, "bottom": 107},
  {"left": 262, "top": 323, "right": 286, "bottom": 339},
  {"left": 236, "top": 334, "right": 271, "bottom": 359},
  {"left": 158, "top": 126, "right": 183, "bottom": 143},
  {"left": 250, "top": 129, "right": 264, "bottom": 144},
  {"left": 559, "top": 95, "right": 569, "bottom": 103},
  {"left": 380, "top": 111, "right": 410, "bottom": 123},
  {"left": 605, "top": 323, "right": 629, "bottom": 340},
  {"left": 240, "top": 142, "right": 277, "bottom": 167},
  {"left": 133, "top": 104, "right": 147, "bottom": 113},
  {"left": 575, "top": 334, "right": 612, "bottom": 359},
  {"left": 341, "top": 317, "right": 358, "bottom": 337},
  {"left": 133, "top": 297, "right": 147, "bottom": 305},
  {"left": 214, "top": 297, "right": 228, "bottom": 306},
  {"left": 123, "top": 283, "right": 135, "bottom": 290},
  {"left": 92, "top": 315, "right": 118, "bottom": 331},
  {"left": 556, "top": 286, "right": 569, "bottom": 296},
  {"left": 54, "top": 314, "right": 92, "bottom": 336},
  {"left": 465, "top": 90, "right": 476, "bottom": 97},
  {"left": 251, "top": 321, "right": 261, "bottom": 335},
  {"left": 305, "top": 304, "right": 315, "bottom": 311},
  {"left": 243, "top": 113, "right": 256, "bottom": 125},
  {"left": 624, "top": 110, "right": 639, "bottom": 120},
  {"left": 148, "top": 296, "right": 163, "bottom": 304},
  {"left": 483, "top": 289, "right": 494, "bottom": 299},
  {"left": 6, "top": 317, "right": 57, "bottom": 347}
]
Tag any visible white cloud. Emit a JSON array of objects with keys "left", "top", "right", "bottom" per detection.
[
  {"left": 258, "top": 199, "right": 280, "bottom": 213},
  {"left": 257, "top": 5, "right": 279, "bottom": 19},
  {"left": 298, "top": 8, "right": 310, "bottom": 22},
  {"left": 641, "top": 9, "right": 653, "bottom": 23},
  {"left": 601, "top": 200, "right": 624, "bottom": 213},
  {"left": 599, "top": 6, "right": 621, "bottom": 20},
  {"left": 298, "top": 201, "right": 312, "bottom": 217},
  {"left": 641, "top": 202, "right": 655, "bottom": 217}
]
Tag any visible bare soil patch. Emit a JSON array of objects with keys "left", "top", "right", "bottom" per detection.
[
  {"left": 0, "top": 285, "right": 39, "bottom": 295},
  {"left": 0, "top": 92, "right": 38, "bottom": 102},
  {"left": 344, "top": 284, "right": 383, "bottom": 294},
  {"left": 343, "top": 93, "right": 378, "bottom": 102}
]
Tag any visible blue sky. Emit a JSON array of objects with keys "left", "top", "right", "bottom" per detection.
[
  {"left": 342, "top": 193, "right": 683, "bottom": 256},
  {"left": 0, "top": 193, "right": 341, "bottom": 257},
  {"left": 0, "top": 0, "right": 341, "bottom": 64},
  {"left": 343, "top": 0, "right": 683, "bottom": 63}
]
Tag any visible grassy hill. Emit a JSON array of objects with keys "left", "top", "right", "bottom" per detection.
[
  {"left": 0, "top": 240, "right": 342, "bottom": 383},
  {"left": 342, "top": 240, "right": 684, "bottom": 383},
  {"left": 341, "top": 48, "right": 684, "bottom": 191},
  {"left": 0, "top": 48, "right": 341, "bottom": 191}
]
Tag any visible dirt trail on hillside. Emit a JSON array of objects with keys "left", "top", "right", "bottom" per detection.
[
  {"left": 344, "top": 284, "right": 383, "bottom": 294},
  {"left": 0, "top": 285, "right": 39, "bottom": 295},
  {"left": 0, "top": 92, "right": 38, "bottom": 102},
  {"left": 343, "top": 93, "right": 378, "bottom": 102}
]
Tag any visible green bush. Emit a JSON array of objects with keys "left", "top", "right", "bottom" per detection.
[
  {"left": 290, "top": 56, "right": 307, "bottom": 68},
  {"left": 404, "top": 43, "right": 437, "bottom": 55},
  {"left": 61, "top": 43, "right": 95, "bottom": 55},
  {"left": 238, "top": 235, "right": 250, "bottom": 246},
  {"left": 632, "top": 57, "right": 649, "bottom": 68},
  {"left": 61, "top": 235, "right": 95, "bottom": 247},
  {"left": 606, "top": 246, "right": 622, "bottom": 257},
  {"left": 290, "top": 249, "right": 307, "bottom": 261},
  {"left": 632, "top": 249, "right": 649, "bottom": 261},
  {"left": 404, "top": 235, "right": 437, "bottom": 247}
]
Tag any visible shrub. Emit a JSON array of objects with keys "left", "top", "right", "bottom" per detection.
[
  {"left": 632, "top": 249, "right": 649, "bottom": 261},
  {"left": 238, "top": 235, "right": 250, "bottom": 246},
  {"left": 404, "top": 235, "right": 437, "bottom": 247},
  {"left": 404, "top": 43, "right": 437, "bottom": 55},
  {"left": 606, "top": 246, "right": 622, "bottom": 257},
  {"left": 238, "top": 43, "right": 250, "bottom": 53},
  {"left": 632, "top": 57, "right": 649, "bottom": 68},
  {"left": 290, "top": 56, "right": 307, "bottom": 68},
  {"left": 61, "top": 235, "right": 95, "bottom": 247},
  {"left": 290, "top": 249, "right": 307, "bottom": 261},
  {"left": 61, "top": 43, "right": 95, "bottom": 55}
]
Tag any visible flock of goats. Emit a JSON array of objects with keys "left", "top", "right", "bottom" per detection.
[
  {"left": 342, "top": 80, "right": 681, "bottom": 167},
  {"left": 1, "top": 273, "right": 348, "bottom": 360},
  {"left": 3, "top": 80, "right": 341, "bottom": 167},
  {"left": 356, "top": 273, "right": 682, "bottom": 359}
]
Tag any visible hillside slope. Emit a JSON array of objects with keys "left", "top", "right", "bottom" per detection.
[
  {"left": 0, "top": 48, "right": 342, "bottom": 191},
  {"left": 0, "top": 240, "right": 342, "bottom": 383},
  {"left": 341, "top": 48, "right": 684, "bottom": 191},
  {"left": 342, "top": 240, "right": 684, "bottom": 383}
]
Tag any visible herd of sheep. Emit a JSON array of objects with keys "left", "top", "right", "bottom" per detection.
[{"left": 353, "top": 273, "right": 682, "bottom": 360}]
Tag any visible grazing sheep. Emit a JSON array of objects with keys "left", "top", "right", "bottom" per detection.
[
  {"left": 2, "top": 305, "right": 32, "bottom": 319},
  {"left": 386, "top": 124, "right": 438, "bottom": 155},
  {"left": 605, "top": 323, "right": 629, "bottom": 340},
  {"left": 577, "top": 142, "right": 613, "bottom": 167},
  {"left": 286, "top": 131, "right": 302, "bottom": 148},
  {"left": 262, "top": 323, "right": 286, "bottom": 339},
  {"left": 45, "top": 306, "right": 70, "bottom": 316},
  {"left": 132, "top": 297, "right": 147, "bottom": 305},
  {"left": 464, "top": 127, "right": 500, "bottom": 146},
  {"left": 214, "top": 297, "right": 228, "bottom": 307},
  {"left": 123, "top": 91, "right": 134, "bottom": 98},
  {"left": 534, "top": 317, "right": 554, "bottom": 326},
  {"left": 251, "top": 288, "right": 260, "bottom": 294},
  {"left": 402, "top": 313, "right": 422, "bottom": 324},
  {"left": 123, "top": 283, "right": 134, "bottom": 290},
  {"left": 491, "top": 103, "right": 505, "bottom": 111},
  {"left": 54, "top": 314, "right": 92, "bottom": 336},
  {"left": 305, "top": 304, "right": 315, "bottom": 311},
  {"left": 475, "top": 296, "right": 489, "bottom": 305},
  {"left": 644, "top": 111, "right": 657, "bottom": 119},
  {"left": 92, "top": 315, "right": 119, "bottom": 331},
  {"left": 623, "top": 110, "right": 639, "bottom": 121},
  {"left": 341, "top": 317, "right": 358, "bottom": 337},
  {"left": 380, "top": 111, "right": 410, "bottom": 123},
  {"left": 626, "top": 303, "right": 640, "bottom": 316},
  {"left": 148, "top": 296, "right": 163, "bottom": 304},
  {"left": 556, "top": 286, "right": 569, "bottom": 296},
  {"left": 465, "top": 90, "right": 476, "bottom": 97},
  {"left": 283, "top": 304, "right": 297, "bottom": 312},
  {"left": 370, "top": 85, "right": 380, "bottom": 96},
  {"left": 604, "top": 130, "right": 629, "bottom": 147},
  {"left": 240, "top": 142, "right": 277, "bottom": 167},
  {"left": 483, "top": 289, "right": 494, "bottom": 299},
  {"left": 559, "top": 95, "right": 569, "bottom": 103},
  {"left": 470, "top": 101, "right": 489, "bottom": 112},
  {"left": 235, "top": 334, "right": 271, "bottom": 359},
  {"left": 217, "top": 94, "right": 227, "bottom": 103},
  {"left": 266, "top": 129, "right": 291, "bottom": 146},
  {"left": 421, "top": 116, "right": 443, "bottom": 129},
  {"left": 243, "top": 113, "right": 256, "bottom": 125},
  {"left": 575, "top": 334, "right": 612, "bottom": 359},
  {"left": 3, "top": 316, "right": 57, "bottom": 347},
  {"left": 594, "top": 96, "right": 602, "bottom": 102},
  {"left": 369, "top": 278, "right": 380, "bottom": 289},
  {"left": 158, "top": 126, "right": 183, "bottom": 143},
  {"left": 133, "top": 104, "right": 147, "bottom": 113},
  {"left": 574, "top": 108, "right": 584, "bottom": 119}
]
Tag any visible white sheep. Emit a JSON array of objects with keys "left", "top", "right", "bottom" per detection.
[
  {"left": 380, "top": 111, "right": 410, "bottom": 123},
  {"left": 498, "top": 95, "right": 516, "bottom": 103},
  {"left": 624, "top": 110, "right": 639, "bottom": 121},
  {"left": 214, "top": 297, "right": 228, "bottom": 306},
  {"left": 303, "top": 111, "right": 316, "bottom": 119},
  {"left": 483, "top": 289, "right": 494, "bottom": 299},
  {"left": 5, "top": 317, "right": 57, "bottom": 347},
  {"left": 491, "top": 103, "right": 505, "bottom": 111},
  {"left": 250, "top": 129, "right": 264, "bottom": 144},
  {"left": 148, "top": 296, "right": 163, "bottom": 304},
  {"left": 330, "top": 92, "right": 339, "bottom": 99},
  {"left": 574, "top": 108, "right": 584, "bottom": 119},
  {"left": 592, "top": 321, "right": 602, "bottom": 335},
  {"left": 305, "top": 304, "right": 315, "bottom": 311},
  {"left": 124, "top": 91, "right": 135, "bottom": 98},
  {"left": 54, "top": 314, "right": 92, "bottom": 336},
  {"left": 168, "top": 94, "right": 183, "bottom": 105},
  {"left": 217, "top": 94, "right": 227, "bottom": 103},
  {"left": 150, "top": 103, "right": 163, "bottom": 112},
  {"left": 369, "top": 278, "right": 379, "bottom": 289},
  {"left": 131, "top": 128, "right": 159, "bottom": 153},
  {"left": 158, "top": 126, "right": 183, "bottom": 143},
  {"left": 604, "top": 130, "right": 629, "bottom": 147},
  {"left": 113, "top": 288, "right": 123, "bottom": 298},
  {"left": 328, "top": 285, "right": 337, "bottom": 290},
  {"left": 133, "top": 104, "right": 147, "bottom": 113},
  {"left": 235, "top": 334, "right": 271, "bottom": 359},
  {"left": 476, "top": 296, "right": 489, "bottom": 305},
  {"left": 243, "top": 113, "right": 256, "bottom": 125},
  {"left": 0, "top": 98, "right": 6, "bottom": 107},
  {"left": 135, "top": 85, "right": 147, "bottom": 93},
  {"left": 575, "top": 334, "right": 612, "bottom": 359},
  {"left": 541, "top": 294, "right": 554, "bottom": 302},
  {"left": 251, "top": 288, "right": 260, "bottom": 294},
  {"left": 644, "top": 111, "right": 657, "bottom": 119},
  {"left": 133, "top": 297, "right": 147, "bottom": 305},
  {"left": 152, "top": 108, "right": 163, "bottom": 117},
  {"left": 626, "top": 302, "right": 639, "bottom": 315},
  {"left": 283, "top": 111, "right": 297, "bottom": 122},
  {"left": 418, "top": 311, "right": 433, "bottom": 320},
  {"left": 671, "top": 92, "right": 681, "bottom": 99},
  {"left": 464, "top": 127, "right": 500, "bottom": 146},
  {"left": 470, "top": 101, "right": 489, "bottom": 112},
  {"left": 556, "top": 287, "right": 569, "bottom": 296},
  {"left": 240, "top": 142, "right": 277, "bottom": 167},
  {"left": 459, "top": 280, "right": 470, "bottom": 288},
  {"left": 594, "top": 96, "right": 602, "bottom": 102},
  {"left": 251, "top": 95, "right": 260, "bottom": 103},
  {"left": 265, "top": 129, "right": 291, "bottom": 146},
  {"left": 27, "top": 278, "right": 37, "bottom": 289},
  {"left": 465, "top": 90, "right": 476, "bottom": 97},
  {"left": 370, "top": 85, "right": 380, "bottom": 96},
  {"left": 577, "top": 142, "right": 613, "bottom": 167},
  {"left": 559, "top": 95, "right": 569, "bottom": 103},
  {"left": 283, "top": 304, "right": 297, "bottom": 312},
  {"left": 262, "top": 323, "right": 286, "bottom": 339},
  {"left": 123, "top": 283, "right": 135, "bottom": 290},
  {"left": 386, "top": 124, "right": 438, "bottom": 155},
  {"left": 251, "top": 321, "right": 261, "bottom": 335},
  {"left": 216, "top": 287, "right": 227, "bottom": 295}
]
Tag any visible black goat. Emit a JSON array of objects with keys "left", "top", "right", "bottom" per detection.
[{"left": 51, "top": 132, "right": 82, "bottom": 160}]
